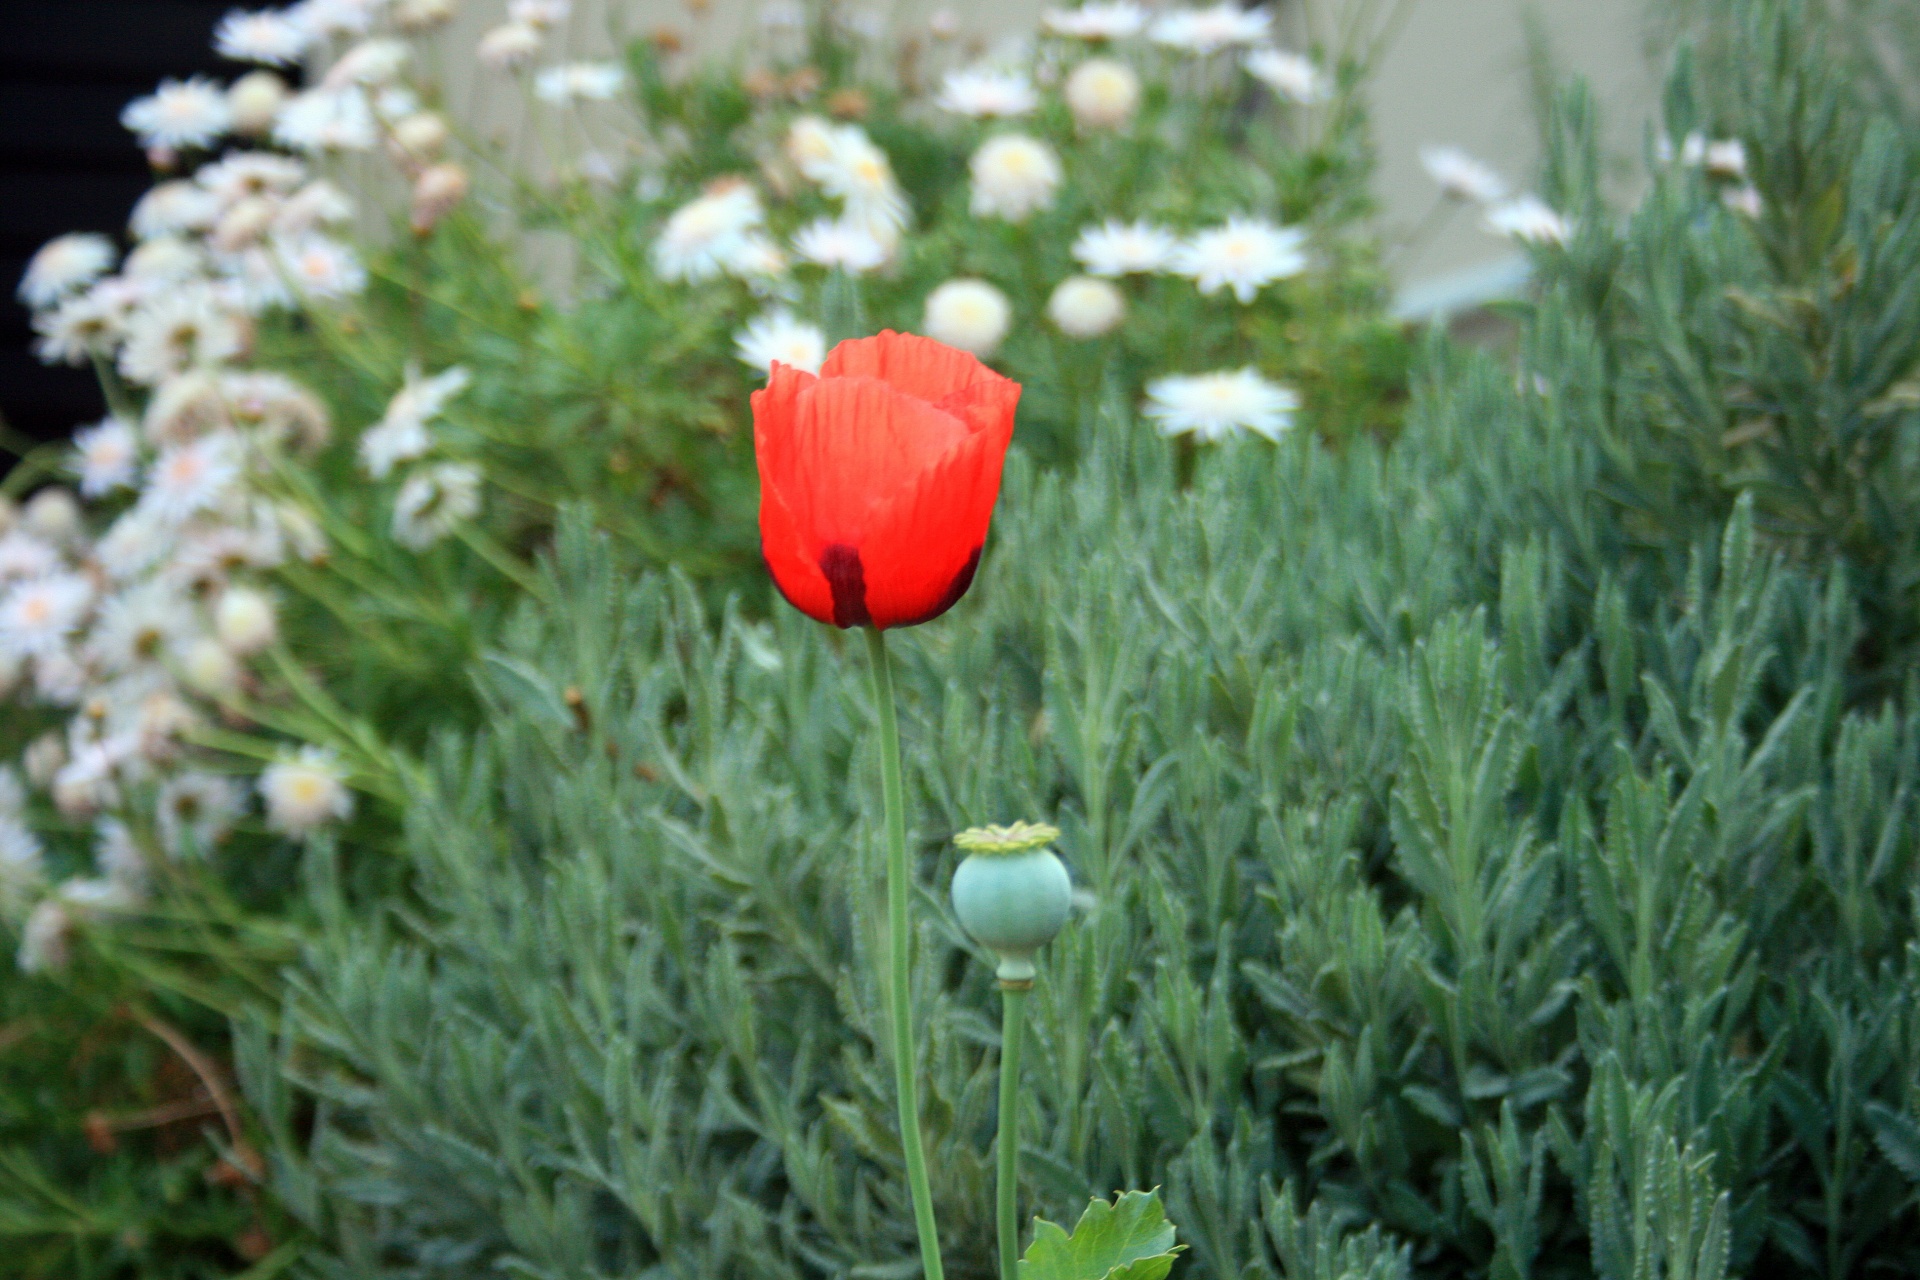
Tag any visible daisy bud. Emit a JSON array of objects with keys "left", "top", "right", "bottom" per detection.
[
  {"left": 1047, "top": 275, "right": 1125, "bottom": 337},
  {"left": 969, "top": 134, "right": 1062, "bottom": 222},
  {"left": 213, "top": 196, "right": 278, "bottom": 253},
  {"left": 22, "top": 487, "right": 82, "bottom": 546},
  {"left": 390, "top": 112, "right": 450, "bottom": 166},
  {"left": 1064, "top": 58, "right": 1139, "bottom": 130},
  {"left": 951, "top": 822, "right": 1071, "bottom": 983},
  {"left": 17, "top": 899, "right": 73, "bottom": 974},
  {"left": 214, "top": 585, "right": 278, "bottom": 656},
  {"left": 394, "top": 0, "right": 459, "bottom": 31},
  {"left": 24, "top": 734, "right": 65, "bottom": 787},
  {"left": 923, "top": 279, "right": 1012, "bottom": 357},
  {"left": 179, "top": 637, "right": 242, "bottom": 697},
  {"left": 411, "top": 162, "right": 471, "bottom": 234},
  {"left": 227, "top": 71, "right": 289, "bottom": 136}
]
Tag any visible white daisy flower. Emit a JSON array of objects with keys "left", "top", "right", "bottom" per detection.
[
  {"left": 298, "top": 0, "right": 385, "bottom": 37},
  {"left": 790, "top": 217, "right": 889, "bottom": 274},
  {"left": 1705, "top": 139, "right": 1747, "bottom": 180},
  {"left": 734, "top": 310, "right": 827, "bottom": 376},
  {"left": 125, "top": 236, "right": 208, "bottom": 285},
  {"left": 394, "top": 0, "right": 456, "bottom": 28},
  {"left": 18, "top": 234, "right": 117, "bottom": 310},
  {"left": 1072, "top": 218, "right": 1179, "bottom": 275},
  {"left": 1144, "top": 368, "right": 1299, "bottom": 441},
  {"left": 793, "top": 122, "right": 910, "bottom": 245},
  {"left": 1047, "top": 276, "right": 1126, "bottom": 337},
  {"left": 1042, "top": 2, "right": 1150, "bottom": 39},
  {"left": 0, "top": 573, "right": 95, "bottom": 660},
  {"left": 122, "top": 77, "right": 232, "bottom": 150},
  {"left": 970, "top": 134, "right": 1062, "bottom": 221},
  {"left": 73, "top": 418, "right": 140, "bottom": 497},
  {"left": 119, "top": 287, "right": 247, "bottom": 385},
  {"left": 18, "top": 899, "right": 73, "bottom": 972},
  {"left": 650, "top": 183, "right": 765, "bottom": 283},
  {"left": 0, "top": 532, "right": 59, "bottom": 584},
  {"left": 196, "top": 152, "right": 308, "bottom": 206},
  {"left": 391, "top": 462, "right": 483, "bottom": 550},
  {"left": 137, "top": 435, "right": 242, "bottom": 527},
  {"left": 93, "top": 509, "right": 171, "bottom": 584},
  {"left": 359, "top": 364, "right": 469, "bottom": 478},
  {"left": 274, "top": 235, "right": 367, "bottom": 298},
  {"left": 923, "top": 279, "right": 1012, "bottom": 357},
  {"left": 477, "top": 22, "right": 542, "bottom": 69},
  {"left": 321, "top": 37, "right": 411, "bottom": 89},
  {"left": 94, "top": 819, "right": 149, "bottom": 892},
  {"left": 1171, "top": 217, "right": 1307, "bottom": 302},
  {"left": 722, "top": 233, "right": 788, "bottom": 283},
  {"left": 157, "top": 772, "right": 246, "bottom": 858},
  {"left": 1149, "top": 4, "right": 1271, "bottom": 53},
  {"left": 1244, "top": 48, "right": 1330, "bottom": 103},
  {"left": 273, "top": 86, "right": 378, "bottom": 152},
  {"left": 936, "top": 68, "right": 1040, "bottom": 118},
  {"left": 33, "top": 289, "right": 128, "bottom": 366},
  {"left": 534, "top": 61, "right": 627, "bottom": 104},
  {"left": 86, "top": 581, "right": 197, "bottom": 674},
  {"left": 508, "top": 0, "right": 570, "bottom": 26},
  {"left": 0, "top": 815, "right": 43, "bottom": 915},
  {"left": 1419, "top": 145, "right": 1507, "bottom": 203},
  {"left": 1485, "top": 194, "right": 1572, "bottom": 246},
  {"left": 1722, "top": 185, "right": 1763, "bottom": 218},
  {"left": 214, "top": 8, "right": 313, "bottom": 65},
  {"left": 1064, "top": 58, "right": 1140, "bottom": 129},
  {"left": 259, "top": 746, "right": 353, "bottom": 835},
  {"left": 222, "top": 369, "right": 331, "bottom": 452},
  {"left": 131, "top": 181, "right": 222, "bottom": 239}
]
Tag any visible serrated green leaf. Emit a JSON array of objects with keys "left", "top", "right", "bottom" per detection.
[{"left": 1019, "top": 1189, "right": 1184, "bottom": 1280}]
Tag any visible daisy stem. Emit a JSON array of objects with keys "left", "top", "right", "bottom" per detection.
[
  {"left": 996, "top": 980, "right": 1029, "bottom": 1280},
  {"left": 864, "top": 626, "right": 945, "bottom": 1280}
]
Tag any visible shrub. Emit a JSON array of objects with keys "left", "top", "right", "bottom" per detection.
[
  {"left": 0, "top": 1, "right": 1414, "bottom": 1272},
  {"left": 239, "top": 3, "right": 1920, "bottom": 1277}
]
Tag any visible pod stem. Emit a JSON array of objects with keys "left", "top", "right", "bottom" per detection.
[
  {"left": 865, "top": 627, "right": 944, "bottom": 1280},
  {"left": 997, "top": 981, "right": 1030, "bottom": 1280}
]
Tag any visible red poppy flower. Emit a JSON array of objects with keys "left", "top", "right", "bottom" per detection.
[{"left": 753, "top": 330, "right": 1020, "bottom": 630}]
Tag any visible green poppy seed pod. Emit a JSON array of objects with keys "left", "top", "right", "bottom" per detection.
[{"left": 951, "top": 822, "right": 1071, "bottom": 984}]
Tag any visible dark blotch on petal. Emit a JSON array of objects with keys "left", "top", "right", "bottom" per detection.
[
  {"left": 819, "top": 543, "right": 872, "bottom": 628},
  {"left": 894, "top": 545, "right": 982, "bottom": 628}
]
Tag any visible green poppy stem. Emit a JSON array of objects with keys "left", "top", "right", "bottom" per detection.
[
  {"left": 996, "top": 981, "right": 1029, "bottom": 1280},
  {"left": 864, "top": 627, "right": 945, "bottom": 1280}
]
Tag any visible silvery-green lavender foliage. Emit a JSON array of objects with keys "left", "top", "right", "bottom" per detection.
[{"left": 240, "top": 4, "right": 1920, "bottom": 1276}]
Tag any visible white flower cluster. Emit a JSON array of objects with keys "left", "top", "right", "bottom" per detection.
[
  {"left": 0, "top": 0, "right": 509, "bottom": 969},
  {"left": 1418, "top": 144, "right": 1575, "bottom": 247},
  {"left": 1657, "top": 130, "right": 1760, "bottom": 217}
]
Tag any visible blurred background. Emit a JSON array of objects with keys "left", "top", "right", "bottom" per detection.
[{"left": 0, "top": 0, "right": 1655, "bottom": 444}]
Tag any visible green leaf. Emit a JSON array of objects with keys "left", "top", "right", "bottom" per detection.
[{"left": 1019, "top": 1189, "right": 1184, "bottom": 1280}]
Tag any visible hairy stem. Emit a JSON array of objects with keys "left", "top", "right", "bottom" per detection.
[
  {"left": 865, "top": 627, "right": 944, "bottom": 1280},
  {"left": 997, "top": 982, "right": 1030, "bottom": 1280}
]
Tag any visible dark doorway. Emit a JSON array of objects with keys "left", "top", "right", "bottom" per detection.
[{"left": 0, "top": 0, "right": 230, "bottom": 448}]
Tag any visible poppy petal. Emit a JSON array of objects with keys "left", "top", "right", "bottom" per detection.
[
  {"left": 758, "top": 473, "right": 836, "bottom": 625},
  {"left": 781, "top": 375, "right": 969, "bottom": 543},
  {"left": 820, "top": 330, "right": 1009, "bottom": 405},
  {"left": 857, "top": 406, "right": 1014, "bottom": 628}
]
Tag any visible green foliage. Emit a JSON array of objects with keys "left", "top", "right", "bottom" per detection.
[
  {"left": 214, "top": 5, "right": 1920, "bottom": 1279},
  {"left": 1019, "top": 1190, "right": 1183, "bottom": 1280}
]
